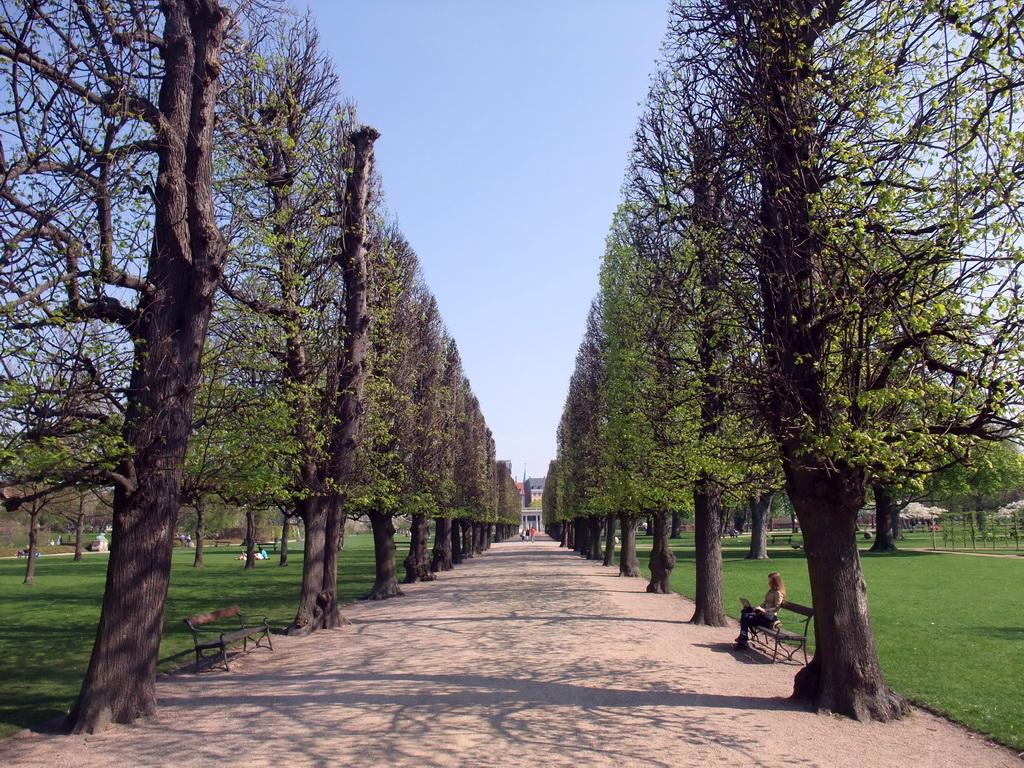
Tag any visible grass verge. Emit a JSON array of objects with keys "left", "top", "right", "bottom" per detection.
[
  {"left": 0, "top": 534, "right": 392, "bottom": 739},
  {"left": 626, "top": 532, "right": 1024, "bottom": 752}
]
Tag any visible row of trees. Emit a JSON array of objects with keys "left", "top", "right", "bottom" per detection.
[
  {"left": 0, "top": 1, "right": 517, "bottom": 733},
  {"left": 550, "top": 0, "right": 1024, "bottom": 723}
]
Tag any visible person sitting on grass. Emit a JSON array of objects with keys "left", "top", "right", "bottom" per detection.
[
  {"left": 735, "top": 571, "right": 785, "bottom": 650},
  {"left": 238, "top": 549, "right": 269, "bottom": 561}
]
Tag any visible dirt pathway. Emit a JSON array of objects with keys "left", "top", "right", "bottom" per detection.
[{"left": 2, "top": 538, "right": 1018, "bottom": 768}]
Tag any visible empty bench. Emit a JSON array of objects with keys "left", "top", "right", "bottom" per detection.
[
  {"left": 741, "top": 598, "right": 813, "bottom": 665},
  {"left": 184, "top": 605, "right": 273, "bottom": 672}
]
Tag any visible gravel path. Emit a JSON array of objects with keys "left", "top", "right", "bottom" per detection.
[{"left": 2, "top": 537, "right": 1019, "bottom": 768}]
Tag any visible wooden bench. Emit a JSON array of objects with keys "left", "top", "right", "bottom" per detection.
[
  {"left": 183, "top": 606, "right": 273, "bottom": 672},
  {"left": 741, "top": 598, "right": 813, "bottom": 665},
  {"left": 768, "top": 533, "right": 793, "bottom": 545}
]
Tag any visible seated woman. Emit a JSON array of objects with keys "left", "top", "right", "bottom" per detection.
[{"left": 735, "top": 571, "right": 785, "bottom": 650}]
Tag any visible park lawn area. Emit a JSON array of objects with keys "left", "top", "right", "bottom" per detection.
[
  {"left": 644, "top": 536, "right": 1024, "bottom": 752},
  {"left": 0, "top": 533, "right": 396, "bottom": 739}
]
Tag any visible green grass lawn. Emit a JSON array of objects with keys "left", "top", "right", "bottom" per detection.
[
  {"left": 631, "top": 531, "right": 1024, "bottom": 751},
  {"left": 0, "top": 533, "right": 391, "bottom": 739}
]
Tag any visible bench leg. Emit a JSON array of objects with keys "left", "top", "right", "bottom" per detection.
[
  {"left": 193, "top": 644, "right": 230, "bottom": 673},
  {"left": 242, "top": 628, "right": 272, "bottom": 654},
  {"left": 252, "top": 630, "right": 273, "bottom": 652}
]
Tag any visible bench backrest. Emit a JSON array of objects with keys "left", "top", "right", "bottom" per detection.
[
  {"left": 184, "top": 605, "right": 241, "bottom": 629},
  {"left": 780, "top": 600, "right": 813, "bottom": 618}
]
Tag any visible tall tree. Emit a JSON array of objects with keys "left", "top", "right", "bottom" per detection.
[
  {"left": 449, "top": 386, "right": 493, "bottom": 563},
  {"left": 665, "top": 0, "right": 1024, "bottom": 720},
  {"left": 431, "top": 341, "right": 465, "bottom": 573},
  {"left": 556, "top": 300, "right": 613, "bottom": 559},
  {"left": 494, "top": 460, "right": 523, "bottom": 542},
  {"left": 401, "top": 295, "right": 448, "bottom": 584},
  {"left": 0, "top": 0, "right": 232, "bottom": 731},
  {"left": 541, "top": 459, "right": 561, "bottom": 542},
  {"left": 598, "top": 212, "right": 694, "bottom": 589},
  {"left": 211, "top": 14, "right": 374, "bottom": 630},
  {"left": 352, "top": 230, "right": 443, "bottom": 599},
  {"left": 307, "top": 123, "right": 379, "bottom": 624}
]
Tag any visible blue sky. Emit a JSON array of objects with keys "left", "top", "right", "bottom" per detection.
[{"left": 297, "top": 0, "right": 668, "bottom": 482}]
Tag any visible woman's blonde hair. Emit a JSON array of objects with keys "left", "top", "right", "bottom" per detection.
[{"left": 768, "top": 571, "right": 786, "bottom": 597}]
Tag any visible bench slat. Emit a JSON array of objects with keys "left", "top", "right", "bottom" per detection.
[
  {"left": 780, "top": 600, "right": 813, "bottom": 617},
  {"left": 194, "top": 626, "right": 267, "bottom": 651},
  {"left": 185, "top": 605, "right": 241, "bottom": 628}
]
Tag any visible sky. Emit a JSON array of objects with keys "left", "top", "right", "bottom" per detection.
[{"left": 295, "top": 0, "right": 669, "bottom": 482}]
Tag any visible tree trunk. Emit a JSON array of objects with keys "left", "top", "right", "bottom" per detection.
[
  {"left": 192, "top": 500, "right": 205, "bottom": 567},
  {"left": 690, "top": 477, "right": 727, "bottom": 626},
  {"left": 450, "top": 517, "right": 463, "bottom": 565},
  {"left": 243, "top": 510, "right": 256, "bottom": 570},
  {"left": 746, "top": 493, "right": 771, "bottom": 560},
  {"left": 870, "top": 483, "right": 899, "bottom": 552},
  {"left": 788, "top": 464, "right": 908, "bottom": 721},
  {"left": 461, "top": 520, "right": 474, "bottom": 560},
  {"left": 73, "top": 511, "right": 85, "bottom": 562},
  {"left": 474, "top": 521, "right": 486, "bottom": 554},
  {"left": 279, "top": 514, "right": 290, "bottom": 567},
  {"left": 23, "top": 508, "right": 40, "bottom": 584},
  {"left": 646, "top": 509, "right": 675, "bottom": 594},
  {"left": 602, "top": 513, "right": 616, "bottom": 566},
  {"left": 404, "top": 513, "right": 435, "bottom": 583},
  {"left": 366, "top": 509, "right": 402, "bottom": 600},
  {"left": 618, "top": 513, "right": 641, "bottom": 577},
  {"left": 65, "top": 0, "right": 230, "bottom": 734},
  {"left": 320, "top": 492, "right": 348, "bottom": 627},
  {"left": 670, "top": 510, "right": 682, "bottom": 539},
  {"left": 290, "top": 496, "right": 327, "bottom": 634},
  {"left": 431, "top": 515, "right": 453, "bottom": 572},
  {"left": 588, "top": 516, "right": 603, "bottom": 561},
  {"left": 575, "top": 517, "right": 588, "bottom": 557},
  {"left": 732, "top": 510, "right": 746, "bottom": 535}
]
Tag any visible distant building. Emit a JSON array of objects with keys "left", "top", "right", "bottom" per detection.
[
  {"left": 523, "top": 476, "right": 545, "bottom": 507},
  {"left": 521, "top": 476, "right": 545, "bottom": 535}
]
